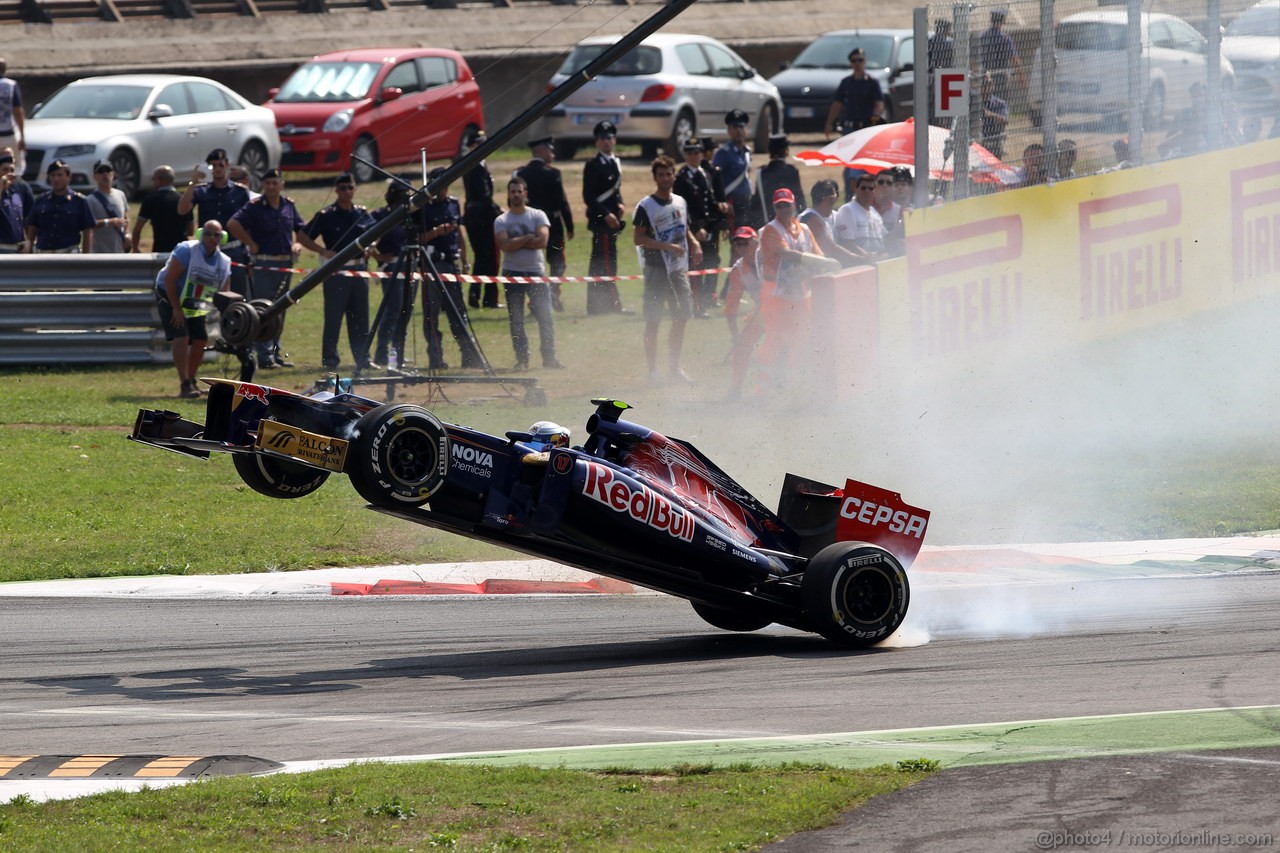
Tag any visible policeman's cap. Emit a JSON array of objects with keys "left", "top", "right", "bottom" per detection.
[
  {"left": 205, "top": 148, "right": 229, "bottom": 163},
  {"left": 529, "top": 135, "right": 554, "bottom": 150},
  {"left": 767, "top": 133, "right": 789, "bottom": 156},
  {"left": 682, "top": 139, "right": 704, "bottom": 152},
  {"left": 261, "top": 167, "right": 283, "bottom": 181},
  {"left": 848, "top": 47, "right": 867, "bottom": 60},
  {"left": 991, "top": 7, "right": 1007, "bottom": 20},
  {"left": 593, "top": 120, "right": 617, "bottom": 139},
  {"left": 428, "top": 166, "right": 449, "bottom": 182},
  {"left": 334, "top": 172, "right": 355, "bottom": 186},
  {"left": 724, "top": 109, "right": 749, "bottom": 126},
  {"left": 93, "top": 160, "right": 114, "bottom": 174},
  {"left": 46, "top": 159, "right": 70, "bottom": 174},
  {"left": 700, "top": 136, "right": 717, "bottom": 153}
]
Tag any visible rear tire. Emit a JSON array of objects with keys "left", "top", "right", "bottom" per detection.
[
  {"left": 691, "top": 600, "right": 773, "bottom": 633},
  {"left": 109, "top": 148, "right": 141, "bottom": 200},
  {"left": 802, "top": 542, "right": 909, "bottom": 648},
  {"left": 347, "top": 404, "right": 449, "bottom": 509},
  {"left": 233, "top": 453, "right": 330, "bottom": 499},
  {"left": 237, "top": 141, "right": 269, "bottom": 191},
  {"left": 665, "top": 109, "right": 696, "bottom": 156}
]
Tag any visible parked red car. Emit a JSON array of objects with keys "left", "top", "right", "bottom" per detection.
[{"left": 265, "top": 48, "right": 485, "bottom": 182}]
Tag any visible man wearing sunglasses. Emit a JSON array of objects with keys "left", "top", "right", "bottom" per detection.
[{"left": 824, "top": 48, "right": 884, "bottom": 141}]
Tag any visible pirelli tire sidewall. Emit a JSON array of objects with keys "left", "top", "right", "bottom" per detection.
[
  {"left": 801, "top": 542, "right": 910, "bottom": 648},
  {"left": 348, "top": 404, "right": 450, "bottom": 508},
  {"left": 232, "top": 452, "right": 331, "bottom": 499}
]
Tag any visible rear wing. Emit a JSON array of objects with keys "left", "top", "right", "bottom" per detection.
[{"left": 777, "top": 474, "right": 930, "bottom": 567}]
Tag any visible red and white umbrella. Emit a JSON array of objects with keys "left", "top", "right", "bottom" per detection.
[{"left": 794, "top": 118, "right": 1016, "bottom": 184}]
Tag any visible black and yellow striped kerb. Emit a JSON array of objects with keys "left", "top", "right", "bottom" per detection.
[{"left": 0, "top": 755, "right": 283, "bottom": 779}]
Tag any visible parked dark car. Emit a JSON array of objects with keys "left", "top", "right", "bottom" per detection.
[{"left": 770, "top": 29, "right": 917, "bottom": 133}]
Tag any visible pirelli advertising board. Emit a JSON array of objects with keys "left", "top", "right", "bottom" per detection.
[{"left": 874, "top": 138, "right": 1280, "bottom": 367}]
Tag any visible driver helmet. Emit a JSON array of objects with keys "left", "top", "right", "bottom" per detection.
[{"left": 528, "top": 420, "right": 570, "bottom": 450}]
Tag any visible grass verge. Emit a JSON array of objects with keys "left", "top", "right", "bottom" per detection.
[{"left": 0, "top": 761, "right": 937, "bottom": 851}]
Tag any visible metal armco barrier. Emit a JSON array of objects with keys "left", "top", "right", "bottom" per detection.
[{"left": 0, "top": 255, "right": 169, "bottom": 366}]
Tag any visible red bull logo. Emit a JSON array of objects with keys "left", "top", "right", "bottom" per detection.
[
  {"left": 235, "top": 383, "right": 270, "bottom": 405},
  {"left": 582, "top": 462, "right": 695, "bottom": 543}
]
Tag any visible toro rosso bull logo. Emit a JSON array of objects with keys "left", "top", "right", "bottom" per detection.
[
  {"left": 582, "top": 462, "right": 695, "bottom": 542},
  {"left": 235, "top": 383, "right": 270, "bottom": 405}
]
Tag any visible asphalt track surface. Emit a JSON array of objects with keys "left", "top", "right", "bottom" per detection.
[{"left": 3, "top": 572, "right": 1279, "bottom": 847}]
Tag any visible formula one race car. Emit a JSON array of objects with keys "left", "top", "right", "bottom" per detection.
[{"left": 130, "top": 381, "right": 930, "bottom": 647}]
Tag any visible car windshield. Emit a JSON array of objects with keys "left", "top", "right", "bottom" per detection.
[
  {"left": 34, "top": 84, "right": 151, "bottom": 120},
  {"left": 274, "top": 62, "right": 382, "bottom": 102},
  {"left": 1227, "top": 4, "right": 1280, "bottom": 37},
  {"left": 556, "top": 45, "right": 663, "bottom": 76},
  {"left": 1056, "top": 21, "right": 1127, "bottom": 51},
  {"left": 791, "top": 35, "right": 894, "bottom": 70}
]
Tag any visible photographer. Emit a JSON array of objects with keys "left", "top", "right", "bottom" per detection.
[
  {"left": 0, "top": 149, "right": 32, "bottom": 252},
  {"left": 418, "top": 167, "right": 483, "bottom": 371}
]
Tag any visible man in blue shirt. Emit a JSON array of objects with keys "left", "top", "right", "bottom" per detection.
[
  {"left": 712, "top": 109, "right": 753, "bottom": 232},
  {"left": 824, "top": 48, "right": 885, "bottom": 140},
  {"left": 305, "top": 173, "right": 377, "bottom": 372},
  {"left": 155, "top": 221, "right": 232, "bottom": 398},
  {"left": 0, "top": 150, "right": 33, "bottom": 252},
  {"left": 228, "top": 167, "right": 319, "bottom": 369},
  {"left": 178, "top": 149, "right": 252, "bottom": 296},
  {"left": 978, "top": 9, "right": 1025, "bottom": 102},
  {"left": 25, "top": 159, "right": 94, "bottom": 253},
  {"left": 370, "top": 181, "right": 411, "bottom": 369}
]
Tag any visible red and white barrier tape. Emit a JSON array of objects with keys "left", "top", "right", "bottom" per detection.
[{"left": 231, "top": 261, "right": 734, "bottom": 284}]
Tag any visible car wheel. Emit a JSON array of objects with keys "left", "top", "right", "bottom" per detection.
[
  {"left": 351, "top": 136, "right": 379, "bottom": 184},
  {"left": 347, "top": 403, "right": 449, "bottom": 509},
  {"left": 754, "top": 102, "right": 778, "bottom": 151},
  {"left": 232, "top": 453, "right": 330, "bottom": 499},
  {"left": 801, "top": 541, "right": 909, "bottom": 648},
  {"left": 109, "top": 148, "right": 141, "bottom": 200},
  {"left": 237, "top": 141, "right": 269, "bottom": 191},
  {"left": 553, "top": 140, "right": 580, "bottom": 161},
  {"left": 1143, "top": 83, "right": 1165, "bottom": 132},
  {"left": 665, "top": 109, "right": 696, "bottom": 156},
  {"left": 459, "top": 124, "right": 481, "bottom": 157},
  {"left": 690, "top": 600, "right": 773, "bottom": 633}
]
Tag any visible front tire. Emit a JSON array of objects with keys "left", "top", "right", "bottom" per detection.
[
  {"left": 347, "top": 404, "right": 449, "bottom": 508},
  {"left": 802, "top": 542, "right": 909, "bottom": 648},
  {"left": 237, "top": 141, "right": 269, "bottom": 191},
  {"left": 754, "top": 102, "right": 779, "bottom": 151},
  {"left": 233, "top": 453, "right": 330, "bottom": 499},
  {"left": 351, "top": 136, "right": 379, "bottom": 184},
  {"left": 691, "top": 600, "right": 773, "bottom": 633},
  {"left": 109, "top": 148, "right": 141, "bottom": 200}
]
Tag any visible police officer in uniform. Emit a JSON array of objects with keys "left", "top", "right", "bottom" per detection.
[
  {"left": 712, "top": 110, "right": 754, "bottom": 231},
  {"left": 515, "top": 136, "right": 573, "bottom": 312},
  {"left": 305, "top": 173, "right": 377, "bottom": 372},
  {"left": 460, "top": 130, "right": 502, "bottom": 310},
  {"left": 228, "top": 167, "right": 317, "bottom": 369},
  {"left": 25, "top": 159, "right": 94, "bottom": 253},
  {"left": 418, "top": 166, "right": 483, "bottom": 371},
  {"left": 675, "top": 139, "right": 719, "bottom": 316},
  {"left": 371, "top": 181, "right": 411, "bottom": 368},
  {"left": 178, "top": 149, "right": 252, "bottom": 297},
  {"left": 582, "top": 120, "right": 626, "bottom": 315},
  {"left": 0, "top": 150, "right": 34, "bottom": 252}
]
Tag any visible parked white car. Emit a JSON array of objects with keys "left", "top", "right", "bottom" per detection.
[
  {"left": 24, "top": 74, "right": 282, "bottom": 198},
  {"left": 1222, "top": 0, "right": 1280, "bottom": 116},
  {"left": 1029, "top": 11, "right": 1235, "bottom": 130},
  {"left": 542, "top": 33, "right": 783, "bottom": 159}
]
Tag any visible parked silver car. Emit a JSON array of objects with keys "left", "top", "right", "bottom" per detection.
[
  {"left": 542, "top": 33, "right": 783, "bottom": 159},
  {"left": 1029, "top": 12, "right": 1235, "bottom": 130},
  {"left": 1222, "top": 0, "right": 1280, "bottom": 116},
  {"left": 23, "top": 74, "right": 282, "bottom": 198}
]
